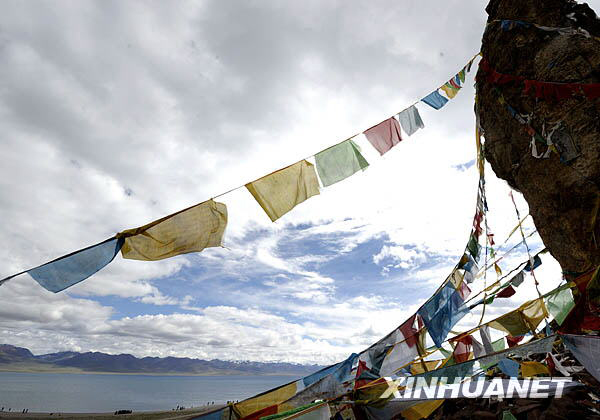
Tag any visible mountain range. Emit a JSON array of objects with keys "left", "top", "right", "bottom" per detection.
[{"left": 0, "top": 344, "right": 323, "bottom": 376}]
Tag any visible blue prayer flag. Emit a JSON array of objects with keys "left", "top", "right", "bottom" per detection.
[
  {"left": 421, "top": 90, "right": 449, "bottom": 110},
  {"left": 303, "top": 362, "right": 341, "bottom": 387},
  {"left": 28, "top": 237, "right": 123, "bottom": 293},
  {"left": 498, "top": 359, "right": 519, "bottom": 377},
  {"left": 524, "top": 255, "right": 542, "bottom": 272},
  {"left": 418, "top": 282, "right": 469, "bottom": 347}
]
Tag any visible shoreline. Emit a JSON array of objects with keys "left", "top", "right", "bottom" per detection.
[
  {"left": 0, "top": 405, "right": 226, "bottom": 419},
  {"left": 0, "top": 366, "right": 303, "bottom": 377}
]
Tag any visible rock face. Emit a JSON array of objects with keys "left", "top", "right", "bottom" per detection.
[{"left": 476, "top": 0, "right": 600, "bottom": 275}]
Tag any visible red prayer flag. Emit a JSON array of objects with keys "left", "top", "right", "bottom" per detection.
[
  {"left": 239, "top": 405, "right": 278, "bottom": 420},
  {"left": 363, "top": 118, "right": 402, "bottom": 156},
  {"left": 497, "top": 285, "right": 516, "bottom": 298},
  {"left": 399, "top": 314, "right": 419, "bottom": 348},
  {"left": 451, "top": 334, "right": 473, "bottom": 364},
  {"left": 506, "top": 335, "right": 524, "bottom": 348}
]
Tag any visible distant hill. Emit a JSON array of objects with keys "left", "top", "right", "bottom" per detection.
[{"left": 0, "top": 344, "right": 323, "bottom": 376}]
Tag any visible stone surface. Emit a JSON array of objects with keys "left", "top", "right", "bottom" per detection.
[{"left": 476, "top": 0, "right": 600, "bottom": 274}]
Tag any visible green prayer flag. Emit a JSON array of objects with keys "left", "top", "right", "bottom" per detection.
[
  {"left": 545, "top": 287, "right": 575, "bottom": 325},
  {"left": 502, "top": 410, "right": 518, "bottom": 420},
  {"left": 492, "top": 338, "right": 506, "bottom": 352},
  {"left": 467, "top": 235, "right": 480, "bottom": 259},
  {"left": 315, "top": 139, "right": 369, "bottom": 187}
]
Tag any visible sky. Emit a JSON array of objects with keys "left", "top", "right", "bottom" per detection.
[{"left": 1, "top": 0, "right": 597, "bottom": 365}]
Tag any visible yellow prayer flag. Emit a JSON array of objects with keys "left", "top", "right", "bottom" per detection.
[
  {"left": 401, "top": 400, "right": 444, "bottom": 420},
  {"left": 410, "top": 359, "right": 443, "bottom": 375},
  {"left": 520, "top": 298, "right": 548, "bottom": 331},
  {"left": 488, "top": 311, "right": 529, "bottom": 336},
  {"left": 234, "top": 382, "right": 297, "bottom": 418},
  {"left": 520, "top": 361, "right": 550, "bottom": 378},
  {"left": 488, "top": 297, "right": 547, "bottom": 336},
  {"left": 440, "top": 84, "right": 458, "bottom": 99},
  {"left": 119, "top": 199, "right": 227, "bottom": 261},
  {"left": 494, "top": 263, "right": 502, "bottom": 276},
  {"left": 246, "top": 160, "right": 320, "bottom": 222},
  {"left": 449, "top": 269, "right": 465, "bottom": 288}
]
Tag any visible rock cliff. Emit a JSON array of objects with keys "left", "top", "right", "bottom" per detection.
[{"left": 476, "top": 0, "right": 600, "bottom": 275}]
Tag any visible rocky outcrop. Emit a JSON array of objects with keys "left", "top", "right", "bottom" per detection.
[{"left": 476, "top": 0, "right": 600, "bottom": 275}]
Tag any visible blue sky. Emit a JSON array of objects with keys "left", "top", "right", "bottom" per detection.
[{"left": 0, "top": 0, "right": 591, "bottom": 364}]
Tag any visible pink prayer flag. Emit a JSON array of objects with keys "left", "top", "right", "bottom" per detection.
[{"left": 363, "top": 117, "right": 402, "bottom": 155}]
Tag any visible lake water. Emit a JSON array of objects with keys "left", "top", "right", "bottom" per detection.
[{"left": 0, "top": 372, "right": 298, "bottom": 413}]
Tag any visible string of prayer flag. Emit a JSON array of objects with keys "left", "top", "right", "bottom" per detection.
[{"left": 1, "top": 55, "right": 482, "bottom": 292}]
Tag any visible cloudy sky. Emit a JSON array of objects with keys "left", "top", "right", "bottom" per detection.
[{"left": 1, "top": 0, "right": 596, "bottom": 365}]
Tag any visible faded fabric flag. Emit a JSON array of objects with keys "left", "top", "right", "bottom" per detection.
[
  {"left": 520, "top": 361, "right": 550, "bottom": 378},
  {"left": 421, "top": 90, "right": 449, "bottom": 109},
  {"left": 562, "top": 334, "right": 600, "bottom": 382},
  {"left": 119, "top": 199, "right": 227, "bottom": 261},
  {"left": 488, "top": 298, "right": 547, "bottom": 336},
  {"left": 27, "top": 237, "right": 123, "bottom": 293},
  {"left": 545, "top": 287, "right": 575, "bottom": 325},
  {"left": 363, "top": 117, "right": 403, "bottom": 155},
  {"left": 315, "top": 139, "right": 369, "bottom": 187},
  {"left": 441, "top": 83, "right": 459, "bottom": 99},
  {"left": 234, "top": 381, "right": 298, "bottom": 418},
  {"left": 379, "top": 329, "right": 420, "bottom": 376},
  {"left": 397, "top": 106, "right": 425, "bottom": 136},
  {"left": 418, "top": 281, "right": 469, "bottom": 347},
  {"left": 246, "top": 160, "right": 320, "bottom": 222},
  {"left": 498, "top": 359, "right": 519, "bottom": 377}
]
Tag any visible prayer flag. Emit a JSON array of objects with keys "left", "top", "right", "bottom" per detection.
[
  {"left": 545, "top": 287, "right": 575, "bottom": 325},
  {"left": 562, "top": 335, "right": 600, "bottom": 382},
  {"left": 488, "top": 311, "right": 530, "bottom": 336},
  {"left": 511, "top": 271, "right": 525, "bottom": 287},
  {"left": 419, "top": 282, "right": 469, "bottom": 347},
  {"left": 441, "top": 83, "right": 459, "bottom": 99},
  {"left": 467, "top": 234, "right": 481, "bottom": 259},
  {"left": 498, "top": 359, "right": 519, "bottom": 377},
  {"left": 27, "top": 237, "right": 123, "bottom": 293},
  {"left": 421, "top": 90, "right": 449, "bottom": 110},
  {"left": 246, "top": 160, "right": 320, "bottom": 222},
  {"left": 524, "top": 255, "right": 542, "bottom": 271},
  {"left": 401, "top": 400, "right": 444, "bottom": 420},
  {"left": 234, "top": 382, "right": 297, "bottom": 418},
  {"left": 119, "top": 200, "right": 227, "bottom": 261},
  {"left": 520, "top": 361, "right": 550, "bottom": 378},
  {"left": 379, "top": 329, "right": 419, "bottom": 376},
  {"left": 496, "top": 285, "right": 516, "bottom": 298},
  {"left": 314, "top": 139, "right": 369, "bottom": 187},
  {"left": 397, "top": 106, "right": 425, "bottom": 136},
  {"left": 506, "top": 335, "right": 524, "bottom": 348},
  {"left": 363, "top": 117, "right": 403, "bottom": 156}
]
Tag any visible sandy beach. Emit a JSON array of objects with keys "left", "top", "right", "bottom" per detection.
[{"left": 0, "top": 405, "right": 225, "bottom": 420}]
